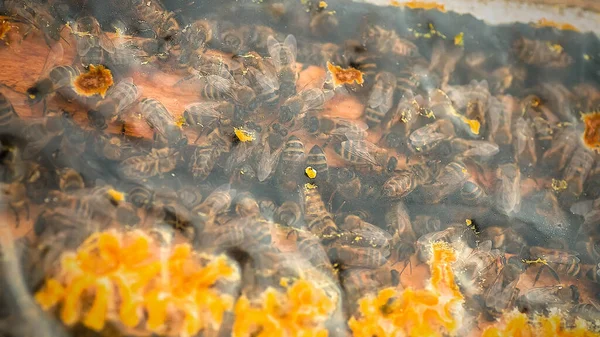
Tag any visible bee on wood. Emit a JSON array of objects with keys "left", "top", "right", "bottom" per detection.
[
  {"left": 88, "top": 78, "right": 140, "bottom": 130},
  {"left": 417, "top": 161, "right": 470, "bottom": 204},
  {"left": 337, "top": 215, "right": 392, "bottom": 252},
  {"left": 139, "top": 98, "right": 188, "bottom": 147},
  {"left": 279, "top": 87, "right": 333, "bottom": 128},
  {"left": 27, "top": 65, "right": 80, "bottom": 104},
  {"left": 71, "top": 16, "right": 116, "bottom": 67},
  {"left": 408, "top": 119, "right": 455, "bottom": 154},
  {"left": 183, "top": 101, "right": 234, "bottom": 139},
  {"left": 188, "top": 128, "right": 232, "bottom": 182}
]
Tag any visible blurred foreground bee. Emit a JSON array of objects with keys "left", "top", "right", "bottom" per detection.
[
  {"left": 5, "top": 0, "right": 64, "bottom": 45},
  {"left": 337, "top": 215, "right": 392, "bottom": 251},
  {"left": 27, "top": 65, "right": 80, "bottom": 104},
  {"left": 120, "top": 147, "right": 179, "bottom": 180},
  {"left": 280, "top": 87, "right": 333, "bottom": 127},
  {"left": 365, "top": 72, "right": 397, "bottom": 127},
  {"left": 189, "top": 128, "right": 232, "bottom": 182},
  {"left": 0, "top": 92, "right": 22, "bottom": 132},
  {"left": 494, "top": 162, "right": 521, "bottom": 216},
  {"left": 71, "top": 16, "right": 116, "bottom": 66},
  {"left": 417, "top": 161, "right": 470, "bottom": 204},
  {"left": 56, "top": 167, "right": 84, "bottom": 192},
  {"left": 516, "top": 285, "right": 579, "bottom": 315},
  {"left": 276, "top": 135, "right": 305, "bottom": 190},
  {"left": 140, "top": 98, "right": 187, "bottom": 147},
  {"left": 328, "top": 244, "right": 388, "bottom": 269},
  {"left": 480, "top": 226, "right": 526, "bottom": 254},
  {"left": 0, "top": 181, "right": 29, "bottom": 227},
  {"left": 514, "top": 37, "right": 573, "bottom": 68},
  {"left": 267, "top": 34, "right": 298, "bottom": 99},
  {"left": 88, "top": 78, "right": 139, "bottom": 129},
  {"left": 302, "top": 185, "right": 338, "bottom": 241},
  {"left": 183, "top": 101, "right": 234, "bottom": 138}
]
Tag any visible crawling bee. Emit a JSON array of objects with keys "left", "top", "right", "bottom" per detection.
[
  {"left": 5, "top": 0, "right": 63, "bottom": 46},
  {"left": 267, "top": 34, "right": 298, "bottom": 99},
  {"left": 88, "top": 78, "right": 139, "bottom": 129},
  {"left": 417, "top": 161, "right": 470, "bottom": 204},
  {"left": 183, "top": 101, "right": 234, "bottom": 137},
  {"left": 560, "top": 146, "right": 595, "bottom": 204},
  {"left": 408, "top": 119, "right": 455, "bottom": 154},
  {"left": 365, "top": 72, "right": 397, "bottom": 127},
  {"left": 305, "top": 145, "right": 329, "bottom": 184},
  {"left": 56, "top": 168, "right": 84, "bottom": 192},
  {"left": 188, "top": 128, "right": 232, "bottom": 182},
  {"left": 280, "top": 87, "right": 333, "bottom": 127},
  {"left": 193, "top": 184, "right": 237, "bottom": 225},
  {"left": 120, "top": 147, "right": 179, "bottom": 180},
  {"left": 302, "top": 184, "right": 338, "bottom": 241},
  {"left": 514, "top": 37, "right": 573, "bottom": 68},
  {"left": 129, "top": 0, "right": 181, "bottom": 57},
  {"left": 27, "top": 65, "right": 80, "bottom": 104},
  {"left": 140, "top": 98, "right": 188, "bottom": 147},
  {"left": 180, "top": 19, "right": 214, "bottom": 52},
  {"left": 296, "top": 231, "right": 337, "bottom": 277},
  {"left": 328, "top": 244, "right": 388, "bottom": 269},
  {"left": 494, "top": 162, "right": 521, "bottom": 216},
  {"left": 480, "top": 257, "right": 524, "bottom": 320},
  {"left": 71, "top": 16, "right": 116, "bottom": 66},
  {"left": 276, "top": 135, "right": 305, "bottom": 191}
]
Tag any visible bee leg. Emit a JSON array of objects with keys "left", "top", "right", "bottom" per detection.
[{"left": 399, "top": 259, "right": 412, "bottom": 276}]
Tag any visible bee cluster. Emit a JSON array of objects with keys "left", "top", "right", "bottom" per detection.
[{"left": 1, "top": 0, "right": 600, "bottom": 335}]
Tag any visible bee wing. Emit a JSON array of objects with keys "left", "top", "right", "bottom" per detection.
[
  {"left": 267, "top": 36, "right": 282, "bottom": 68},
  {"left": 184, "top": 102, "right": 223, "bottom": 119},
  {"left": 76, "top": 36, "right": 93, "bottom": 57},
  {"left": 99, "top": 33, "right": 116, "bottom": 54},
  {"left": 299, "top": 88, "right": 326, "bottom": 115},
  {"left": 206, "top": 75, "right": 236, "bottom": 98},
  {"left": 39, "top": 42, "right": 64, "bottom": 78},
  {"left": 249, "top": 67, "right": 280, "bottom": 91},
  {"left": 339, "top": 140, "right": 380, "bottom": 166},
  {"left": 329, "top": 118, "right": 368, "bottom": 139},
  {"left": 367, "top": 85, "right": 394, "bottom": 112},
  {"left": 257, "top": 141, "right": 283, "bottom": 182},
  {"left": 462, "top": 141, "right": 500, "bottom": 158},
  {"left": 283, "top": 34, "right": 297, "bottom": 63}
]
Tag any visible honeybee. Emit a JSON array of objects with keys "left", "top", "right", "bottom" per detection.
[
  {"left": 57, "top": 168, "right": 84, "bottom": 192},
  {"left": 5, "top": 0, "right": 63, "bottom": 46},
  {"left": 302, "top": 184, "right": 338, "bottom": 241},
  {"left": 418, "top": 161, "right": 470, "bottom": 204},
  {"left": 411, "top": 215, "right": 443, "bottom": 239},
  {"left": 340, "top": 267, "right": 400, "bottom": 313},
  {"left": 457, "top": 179, "right": 489, "bottom": 206},
  {"left": 27, "top": 65, "right": 80, "bottom": 104},
  {"left": 481, "top": 257, "right": 524, "bottom": 319},
  {"left": 416, "top": 225, "right": 476, "bottom": 262},
  {"left": 445, "top": 80, "right": 491, "bottom": 128},
  {"left": 361, "top": 24, "right": 419, "bottom": 59},
  {"left": 305, "top": 145, "right": 329, "bottom": 184},
  {"left": 193, "top": 184, "right": 237, "bottom": 222},
  {"left": 176, "top": 186, "right": 203, "bottom": 211},
  {"left": 304, "top": 116, "right": 368, "bottom": 144},
  {"left": 242, "top": 64, "right": 280, "bottom": 108},
  {"left": 197, "top": 71, "right": 256, "bottom": 107},
  {"left": 180, "top": 19, "right": 214, "bottom": 52},
  {"left": 88, "top": 78, "right": 140, "bottom": 129},
  {"left": 232, "top": 191, "right": 260, "bottom": 219},
  {"left": 524, "top": 246, "right": 581, "bottom": 286},
  {"left": 382, "top": 91, "right": 424, "bottom": 137},
  {"left": 274, "top": 200, "right": 303, "bottom": 229},
  {"left": 206, "top": 216, "right": 272, "bottom": 251},
  {"left": 22, "top": 160, "right": 53, "bottom": 204},
  {"left": 183, "top": 101, "right": 234, "bottom": 137},
  {"left": 130, "top": 0, "right": 181, "bottom": 52},
  {"left": 337, "top": 215, "right": 392, "bottom": 251},
  {"left": 516, "top": 285, "right": 579, "bottom": 315},
  {"left": 560, "top": 146, "right": 595, "bottom": 203},
  {"left": 493, "top": 162, "right": 521, "bottom": 216},
  {"left": 512, "top": 117, "right": 537, "bottom": 168},
  {"left": 120, "top": 147, "right": 179, "bottom": 180},
  {"left": 189, "top": 128, "right": 232, "bottom": 182},
  {"left": 333, "top": 139, "right": 392, "bottom": 170},
  {"left": 71, "top": 16, "right": 116, "bottom": 66},
  {"left": 487, "top": 95, "right": 513, "bottom": 145},
  {"left": 384, "top": 201, "right": 412, "bottom": 238},
  {"left": 514, "top": 37, "right": 573, "bottom": 68},
  {"left": 267, "top": 34, "right": 298, "bottom": 99},
  {"left": 408, "top": 119, "right": 455, "bottom": 154},
  {"left": 92, "top": 133, "right": 135, "bottom": 161},
  {"left": 365, "top": 72, "right": 396, "bottom": 127},
  {"left": 479, "top": 227, "right": 526, "bottom": 254},
  {"left": 449, "top": 138, "right": 500, "bottom": 160},
  {"left": 276, "top": 135, "right": 305, "bottom": 191},
  {"left": 139, "top": 98, "right": 187, "bottom": 147},
  {"left": 331, "top": 167, "right": 362, "bottom": 200},
  {"left": 382, "top": 160, "right": 440, "bottom": 199},
  {"left": 20, "top": 112, "right": 64, "bottom": 160},
  {"left": 328, "top": 244, "right": 388, "bottom": 269},
  {"left": 296, "top": 231, "right": 337, "bottom": 277},
  {"left": 280, "top": 87, "right": 333, "bottom": 127}
]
